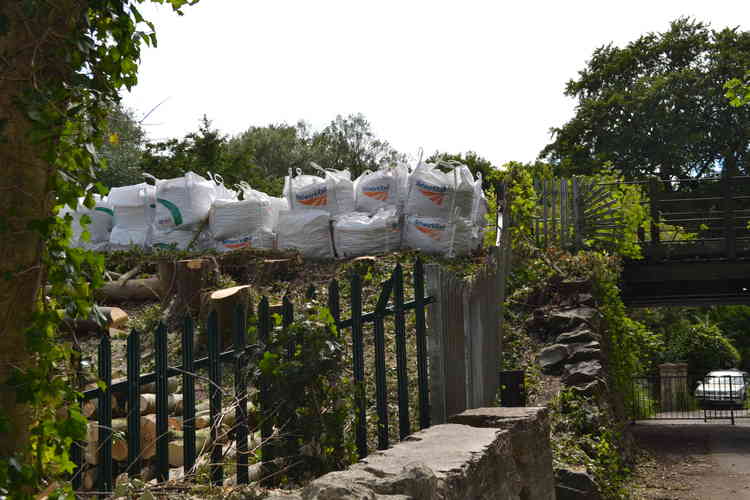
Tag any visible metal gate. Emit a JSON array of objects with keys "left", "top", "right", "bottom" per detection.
[{"left": 630, "top": 372, "right": 750, "bottom": 425}]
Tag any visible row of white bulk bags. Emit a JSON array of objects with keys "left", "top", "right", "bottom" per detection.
[
  {"left": 109, "top": 183, "right": 156, "bottom": 247},
  {"left": 404, "top": 162, "right": 476, "bottom": 219},
  {"left": 332, "top": 208, "right": 401, "bottom": 258},
  {"left": 284, "top": 167, "right": 354, "bottom": 216},
  {"left": 153, "top": 172, "right": 216, "bottom": 232},
  {"left": 353, "top": 164, "right": 409, "bottom": 213},
  {"left": 276, "top": 209, "right": 334, "bottom": 259}
]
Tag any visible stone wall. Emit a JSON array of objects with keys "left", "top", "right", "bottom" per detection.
[{"left": 279, "top": 407, "right": 554, "bottom": 500}]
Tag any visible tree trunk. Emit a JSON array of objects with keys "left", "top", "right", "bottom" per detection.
[
  {"left": 0, "top": 1, "right": 86, "bottom": 459},
  {"left": 97, "top": 277, "right": 165, "bottom": 303},
  {"left": 165, "top": 258, "right": 220, "bottom": 325},
  {"left": 207, "top": 285, "right": 252, "bottom": 350}
]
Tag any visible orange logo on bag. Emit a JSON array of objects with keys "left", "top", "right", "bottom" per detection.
[
  {"left": 415, "top": 221, "right": 445, "bottom": 240},
  {"left": 416, "top": 180, "right": 448, "bottom": 206},
  {"left": 296, "top": 187, "right": 328, "bottom": 206},
  {"left": 298, "top": 194, "right": 328, "bottom": 206},
  {"left": 363, "top": 185, "right": 389, "bottom": 201}
]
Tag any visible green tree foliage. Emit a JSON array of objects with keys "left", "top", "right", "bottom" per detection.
[
  {"left": 706, "top": 305, "right": 750, "bottom": 370},
  {"left": 96, "top": 104, "right": 148, "bottom": 187},
  {"left": 663, "top": 318, "right": 740, "bottom": 374},
  {"left": 222, "top": 122, "right": 313, "bottom": 196},
  {"left": 632, "top": 307, "right": 743, "bottom": 374},
  {"left": 725, "top": 69, "right": 750, "bottom": 108},
  {"left": 140, "top": 114, "right": 225, "bottom": 181},
  {"left": 541, "top": 18, "right": 750, "bottom": 179},
  {"left": 427, "top": 151, "right": 504, "bottom": 190},
  {"left": 309, "top": 114, "right": 405, "bottom": 178}
]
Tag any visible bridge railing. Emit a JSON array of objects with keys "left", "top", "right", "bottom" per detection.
[{"left": 530, "top": 175, "right": 750, "bottom": 261}]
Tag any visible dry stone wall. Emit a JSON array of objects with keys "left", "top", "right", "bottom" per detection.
[{"left": 275, "top": 407, "right": 553, "bottom": 500}]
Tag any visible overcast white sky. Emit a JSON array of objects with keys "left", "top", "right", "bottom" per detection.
[{"left": 123, "top": 1, "right": 750, "bottom": 167}]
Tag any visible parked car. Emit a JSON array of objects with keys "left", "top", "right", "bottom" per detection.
[{"left": 694, "top": 370, "right": 749, "bottom": 408}]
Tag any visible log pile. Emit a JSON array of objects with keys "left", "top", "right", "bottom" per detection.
[
  {"left": 77, "top": 258, "right": 267, "bottom": 491},
  {"left": 77, "top": 381, "right": 261, "bottom": 491}
]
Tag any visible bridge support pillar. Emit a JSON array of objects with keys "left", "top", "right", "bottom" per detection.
[{"left": 659, "top": 363, "right": 688, "bottom": 412}]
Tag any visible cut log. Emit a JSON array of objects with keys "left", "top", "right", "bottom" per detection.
[
  {"left": 62, "top": 306, "right": 130, "bottom": 336},
  {"left": 208, "top": 285, "right": 252, "bottom": 349},
  {"left": 177, "top": 412, "right": 211, "bottom": 430},
  {"left": 81, "top": 394, "right": 119, "bottom": 420},
  {"left": 141, "top": 377, "right": 179, "bottom": 395},
  {"left": 85, "top": 419, "right": 128, "bottom": 465},
  {"left": 82, "top": 467, "right": 97, "bottom": 490},
  {"left": 167, "top": 428, "right": 212, "bottom": 468},
  {"left": 140, "top": 413, "right": 182, "bottom": 460},
  {"left": 97, "top": 277, "right": 164, "bottom": 303},
  {"left": 217, "top": 402, "right": 259, "bottom": 429},
  {"left": 128, "top": 393, "right": 183, "bottom": 416}
]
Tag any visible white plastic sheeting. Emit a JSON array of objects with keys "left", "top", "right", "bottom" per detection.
[
  {"left": 403, "top": 215, "right": 478, "bottom": 256},
  {"left": 284, "top": 167, "right": 354, "bottom": 216},
  {"left": 404, "top": 162, "right": 476, "bottom": 219},
  {"left": 333, "top": 208, "right": 401, "bottom": 258},
  {"left": 154, "top": 172, "right": 215, "bottom": 231},
  {"left": 353, "top": 165, "right": 408, "bottom": 213},
  {"left": 276, "top": 209, "right": 334, "bottom": 259},
  {"left": 109, "top": 183, "right": 155, "bottom": 247}
]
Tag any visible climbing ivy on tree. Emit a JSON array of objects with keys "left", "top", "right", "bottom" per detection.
[{"left": 0, "top": 1, "right": 194, "bottom": 497}]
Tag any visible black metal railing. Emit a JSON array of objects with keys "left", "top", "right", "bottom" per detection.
[
  {"left": 630, "top": 373, "right": 750, "bottom": 425},
  {"left": 71, "top": 258, "right": 434, "bottom": 493}
]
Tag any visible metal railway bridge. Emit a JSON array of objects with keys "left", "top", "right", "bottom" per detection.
[{"left": 524, "top": 175, "right": 750, "bottom": 307}]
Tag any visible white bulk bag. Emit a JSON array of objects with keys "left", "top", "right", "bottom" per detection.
[
  {"left": 154, "top": 171, "right": 215, "bottom": 231},
  {"left": 354, "top": 164, "right": 409, "bottom": 213},
  {"left": 252, "top": 227, "right": 277, "bottom": 250},
  {"left": 267, "top": 196, "right": 289, "bottom": 230},
  {"left": 152, "top": 228, "right": 199, "bottom": 250},
  {"left": 208, "top": 173, "right": 238, "bottom": 201},
  {"left": 283, "top": 167, "right": 354, "bottom": 216},
  {"left": 215, "top": 234, "right": 253, "bottom": 253},
  {"left": 61, "top": 195, "right": 114, "bottom": 247},
  {"left": 333, "top": 208, "right": 401, "bottom": 258},
  {"left": 404, "top": 162, "right": 476, "bottom": 218},
  {"left": 214, "top": 228, "right": 277, "bottom": 253},
  {"left": 209, "top": 192, "right": 272, "bottom": 240},
  {"left": 109, "top": 183, "right": 155, "bottom": 247},
  {"left": 403, "top": 215, "right": 478, "bottom": 256},
  {"left": 276, "top": 209, "right": 334, "bottom": 259}
]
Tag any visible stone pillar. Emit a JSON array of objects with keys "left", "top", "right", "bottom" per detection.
[{"left": 658, "top": 363, "right": 689, "bottom": 412}]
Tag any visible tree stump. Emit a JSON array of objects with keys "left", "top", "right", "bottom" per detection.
[
  {"left": 206, "top": 285, "right": 252, "bottom": 350},
  {"left": 165, "top": 258, "right": 219, "bottom": 325}
]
